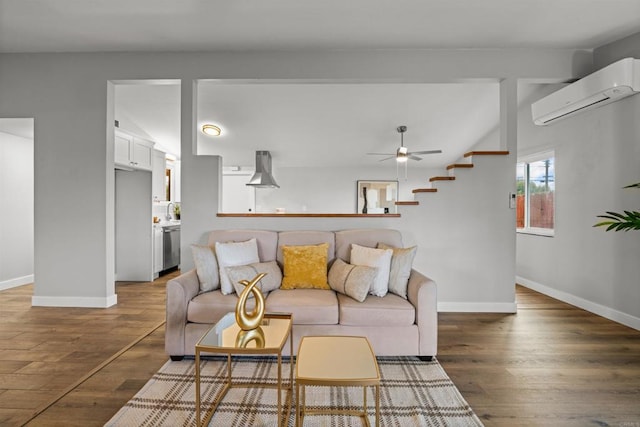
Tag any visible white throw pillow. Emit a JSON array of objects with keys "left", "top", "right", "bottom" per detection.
[
  {"left": 350, "top": 243, "right": 393, "bottom": 297},
  {"left": 377, "top": 243, "right": 417, "bottom": 299},
  {"left": 226, "top": 261, "right": 283, "bottom": 297},
  {"left": 215, "top": 238, "right": 260, "bottom": 295},
  {"left": 191, "top": 245, "right": 219, "bottom": 293}
]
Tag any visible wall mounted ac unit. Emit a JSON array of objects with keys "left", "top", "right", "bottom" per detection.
[{"left": 532, "top": 57, "right": 640, "bottom": 126}]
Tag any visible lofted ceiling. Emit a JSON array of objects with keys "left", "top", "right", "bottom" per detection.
[
  {"left": 2, "top": 0, "right": 639, "bottom": 169},
  {"left": 1, "top": 0, "right": 639, "bottom": 53}
]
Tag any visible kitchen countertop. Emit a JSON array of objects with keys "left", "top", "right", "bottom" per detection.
[{"left": 154, "top": 220, "right": 181, "bottom": 228}]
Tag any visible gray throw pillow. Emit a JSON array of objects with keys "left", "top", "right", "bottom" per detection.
[
  {"left": 226, "top": 261, "right": 282, "bottom": 297},
  {"left": 328, "top": 258, "right": 377, "bottom": 303},
  {"left": 377, "top": 242, "right": 417, "bottom": 299},
  {"left": 191, "top": 245, "right": 219, "bottom": 293}
]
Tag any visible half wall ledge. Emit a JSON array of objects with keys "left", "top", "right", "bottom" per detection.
[{"left": 217, "top": 213, "right": 401, "bottom": 218}]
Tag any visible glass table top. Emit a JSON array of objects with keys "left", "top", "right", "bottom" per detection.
[{"left": 196, "top": 312, "right": 292, "bottom": 352}]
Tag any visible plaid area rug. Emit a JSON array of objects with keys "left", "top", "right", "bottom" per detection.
[{"left": 105, "top": 356, "right": 483, "bottom": 426}]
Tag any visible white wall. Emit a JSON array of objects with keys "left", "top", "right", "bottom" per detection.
[
  {"left": 516, "top": 83, "right": 640, "bottom": 329},
  {"left": 0, "top": 130, "right": 34, "bottom": 289},
  {"left": 0, "top": 48, "right": 591, "bottom": 307},
  {"left": 252, "top": 165, "right": 437, "bottom": 214}
]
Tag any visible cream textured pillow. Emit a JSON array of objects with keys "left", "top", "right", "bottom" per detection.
[
  {"left": 226, "top": 261, "right": 283, "bottom": 297},
  {"left": 191, "top": 245, "right": 219, "bottom": 293},
  {"left": 377, "top": 243, "right": 417, "bottom": 299},
  {"left": 328, "top": 259, "right": 376, "bottom": 302},
  {"left": 280, "top": 243, "right": 330, "bottom": 290},
  {"left": 214, "top": 238, "right": 260, "bottom": 295},
  {"left": 350, "top": 243, "right": 393, "bottom": 297}
]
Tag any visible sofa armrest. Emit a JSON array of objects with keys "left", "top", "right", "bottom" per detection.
[
  {"left": 407, "top": 269, "right": 438, "bottom": 357},
  {"left": 165, "top": 269, "right": 200, "bottom": 357}
]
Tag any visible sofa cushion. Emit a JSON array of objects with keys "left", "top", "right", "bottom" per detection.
[
  {"left": 328, "top": 258, "right": 376, "bottom": 303},
  {"left": 337, "top": 292, "right": 415, "bottom": 327},
  {"left": 215, "top": 238, "right": 260, "bottom": 295},
  {"left": 226, "top": 261, "right": 282, "bottom": 296},
  {"left": 191, "top": 245, "right": 219, "bottom": 293},
  {"left": 350, "top": 244, "right": 393, "bottom": 297},
  {"left": 266, "top": 289, "right": 339, "bottom": 325},
  {"left": 187, "top": 290, "right": 255, "bottom": 324},
  {"left": 377, "top": 243, "right": 417, "bottom": 299},
  {"left": 280, "top": 243, "right": 330, "bottom": 290}
]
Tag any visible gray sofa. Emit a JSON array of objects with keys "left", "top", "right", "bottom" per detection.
[{"left": 165, "top": 228, "right": 438, "bottom": 359}]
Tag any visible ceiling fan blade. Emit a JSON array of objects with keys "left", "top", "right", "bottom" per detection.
[
  {"left": 408, "top": 149, "right": 442, "bottom": 155},
  {"left": 378, "top": 156, "right": 397, "bottom": 162},
  {"left": 367, "top": 152, "right": 395, "bottom": 156},
  {"left": 409, "top": 155, "right": 423, "bottom": 161}
]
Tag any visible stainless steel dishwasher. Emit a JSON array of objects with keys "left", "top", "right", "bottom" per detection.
[{"left": 162, "top": 225, "right": 180, "bottom": 271}]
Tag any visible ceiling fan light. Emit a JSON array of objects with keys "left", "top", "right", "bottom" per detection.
[
  {"left": 396, "top": 146, "right": 408, "bottom": 162},
  {"left": 202, "top": 124, "right": 221, "bottom": 136}
]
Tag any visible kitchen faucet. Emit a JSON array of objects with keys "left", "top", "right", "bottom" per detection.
[{"left": 166, "top": 202, "right": 175, "bottom": 221}]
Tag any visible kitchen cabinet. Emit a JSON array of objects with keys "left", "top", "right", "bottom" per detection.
[
  {"left": 153, "top": 225, "right": 163, "bottom": 276},
  {"left": 114, "top": 129, "right": 154, "bottom": 171},
  {"left": 152, "top": 149, "right": 167, "bottom": 202}
]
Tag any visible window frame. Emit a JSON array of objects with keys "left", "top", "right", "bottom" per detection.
[{"left": 516, "top": 150, "right": 555, "bottom": 237}]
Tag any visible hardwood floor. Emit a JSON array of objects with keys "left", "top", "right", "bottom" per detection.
[
  {"left": 1, "top": 279, "right": 639, "bottom": 426},
  {"left": 439, "top": 287, "right": 640, "bottom": 426}
]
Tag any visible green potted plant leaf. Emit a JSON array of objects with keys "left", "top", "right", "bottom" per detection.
[
  {"left": 593, "top": 183, "right": 640, "bottom": 232},
  {"left": 173, "top": 203, "right": 181, "bottom": 220}
]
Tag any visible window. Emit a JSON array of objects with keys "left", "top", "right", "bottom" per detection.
[{"left": 516, "top": 152, "right": 555, "bottom": 235}]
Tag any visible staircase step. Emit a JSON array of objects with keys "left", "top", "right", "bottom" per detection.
[
  {"left": 395, "top": 201, "right": 419, "bottom": 206},
  {"left": 463, "top": 150, "right": 510, "bottom": 158},
  {"left": 446, "top": 163, "right": 474, "bottom": 170},
  {"left": 412, "top": 188, "right": 438, "bottom": 193},
  {"left": 429, "top": 176, "right": 456, "bottom": 182}
]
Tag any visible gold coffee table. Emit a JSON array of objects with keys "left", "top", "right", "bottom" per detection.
[
  {"left": 295, "top": 336, "right": 380, "bottom": 427},
  {"left": 195, "top": 312, "right": 293, "bottom": 427}
]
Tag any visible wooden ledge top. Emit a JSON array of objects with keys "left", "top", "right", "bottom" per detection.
[
  {"left": 446, "top": 163, "right": 474, "bottom": 170},
  {"left": 412, "top": 188, "right": 438, "bottom": 193},
  {"left": 429, "top": 176, "right": 456, "bottom": 182},
  {"left": 395, "top": 201, "right": 419, "bottom": 205},
  {"left": 217, "top": 213, "right": 401, "bottom": 218},
  {"left": 463, "top": 150, "right": 510, "bottom": 158}
]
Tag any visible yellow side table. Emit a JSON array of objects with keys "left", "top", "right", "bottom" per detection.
[{"left": 295, "top": 335, "right": 380, "bottom": 427}]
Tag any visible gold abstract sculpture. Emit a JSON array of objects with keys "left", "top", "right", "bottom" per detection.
[
  {"left": 235, "top": 272, "right": 267, "bottom": 331},
  {"left": 235, "top": 326, "right": 265, "bottom": 348}
]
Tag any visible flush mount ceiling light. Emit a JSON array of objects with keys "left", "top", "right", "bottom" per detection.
[{"left": 202, "top": 124, "right": 221, "bottom": 136}]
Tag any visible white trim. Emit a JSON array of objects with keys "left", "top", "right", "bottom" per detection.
[
  {"left": 517, "top": 149, "right": 555, "bottom": 164},
  {"left": 32, "top": 294, "right": 118, "bottom": 308},
  {"left": 517, "top": 276, "right": 640, "bottom": 331},
  {"left": 438, "top": 301, "right": 517, "bottom": 313},
  {"left": 517, "top": 228, "right": 555, "bottom": 237},
  {"left": 0, "top": 274, "right": 34, "bottom": 291}
]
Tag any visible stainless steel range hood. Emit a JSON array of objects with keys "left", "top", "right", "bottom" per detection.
[{"left": 246, "top": 150, "right": 279, "bottom": 188}]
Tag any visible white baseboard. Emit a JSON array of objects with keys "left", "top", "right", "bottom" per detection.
[
  {"left": 517, "top": 276, "right": 640, "bottom": 331},
  {"left": 438, "top": 301, "right": 517, "bottom": 313},
  {"left": 31, "top": 293, "right": 118, "bottom": 308},
  {"left": 0, "top": 274, "right": 34, "bottom": 291}
]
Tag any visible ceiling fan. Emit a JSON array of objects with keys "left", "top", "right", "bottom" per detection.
[{"left": 367, "top": 125, "right": 442, "bottom": 162}]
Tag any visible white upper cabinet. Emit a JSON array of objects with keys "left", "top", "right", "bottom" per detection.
[{"left": 114, "top": 129, "right": 154, "bottom": 171}]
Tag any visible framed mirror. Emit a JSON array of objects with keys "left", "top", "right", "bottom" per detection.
[{"left": 357, "top": 180, "right": 398, "bottom": 214}]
